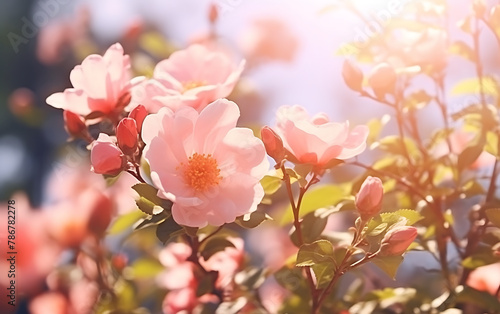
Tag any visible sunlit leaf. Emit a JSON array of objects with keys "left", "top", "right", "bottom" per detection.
[
  {"left": 371, "top": 255, "right": 404, "bottom": 279},
  {"left": 132, "top": 183, "right": 172, "bottom": 215},
  {"left": 290, "top": 211, "right": 328, "bottom": 246},
  {"left": 108, "top": 210, "right": 146, "bottom": 235},
  {"left": 486, "top": 208, "right": 500, "bottom": 228},
  {"left": 129, "top": 258, "right": 164, "bottom": 279},
  {"left": 235, "top": 211, "right": 272, "bottom": 229},
  {"left": 451, "top": 77, "right": 499, "bottom": 97},
  {"left": 261, "top": 174, "right": 283, "bottom": 195},
  {"left": 449, "top": 40, "right": 474, "bottom": 61}
]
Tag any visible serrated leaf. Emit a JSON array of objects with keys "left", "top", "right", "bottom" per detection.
[
  {"left": 381, "top": 209, "right": 423, "bottom": 226},
  {"left": 108, "top": 211, "right": 146, "bottom": 235},
  {"left": 296, "top": 240, "right": 336, "bottom": 267},
  {"left": 235, "top": 211, "right": 272, "bottom": 229},
  {"left": 486, "top": 208, "right": 500, "bottom": 228},
  {"left": 200, "top": 237, "right": 236, "bottom": 261},
  {"left": 367, "top": 223, "right": 388, "bottom": 237},
  {"left": 155, "top": 218, "right": 184, "bottom": 244},
  {"left": 371, "top": 255, "right": 404, "bottom": 279}
]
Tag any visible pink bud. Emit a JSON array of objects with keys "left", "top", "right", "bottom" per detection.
[
  {"left": 261, "top": 126, "right": 285, "bottom": 164},
  {"left": 91, "top": 133, "right": 125, "bottom": 176},
  {"left": 208, "top": 3, "right": 219, "bottom": 24},
  {"left": 128, "top": 104, "right": 148, "bottom": 133},
  {"left": 87, "top": 192, "right": 114, "bottom": 237},
  {"left": 342, "top": 59, "right": 364, "bottom": 92},
  {"left": 368, "top": 63, "right": 397, "bottom": 98},
  {"left": 380, "top": 226, "right": 418, "bottom": 256},
  {"left": 356, "top": 176, "right": 384, "bottom": 220},
  {"left": 63, "top": 110, "right": 88, "bottom": 139},
  {"left": 116, "top": 118, "right": 138, "bottom": 155}
]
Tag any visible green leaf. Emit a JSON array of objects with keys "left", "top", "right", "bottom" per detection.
[
  {"left": 371, "top": 255, "right": 404, "bottom": 279},
  {"left": 381, "top": 209, "right": 423, "bottom": 226},
  {"left": 366, "top": 115, "right": 391, "bottom": 145},
  {"left": 454, "top": 286, "right": 500, "bottom": 312},
  {"left": 451, "top": 76, "right": 499, "bottom": 97},
  {"left": 132, "top": 183, "right": 172, "bottom": 215},
  {"left": 261, "top": 175, "right": 283, "bottom": 195},
  {"left": 462, "top": 180, "right": 486, "bottom": 197},
  {"left": 296, "top": 240, "right": 336, "bottom": 267},
  {"left": 404, "top": 90, "right": 433, "bottom": 110},
  {"left": 485, "top": 131, "right": 499, "bottom": 157},
  {"left": 134, "top": 210, "right": 171, "bottom": 230},
  {"left": 449, "top": 40, "right": 474, "bottom": 61},
  {"left": 486, "top": 208, "right": 500, "bottom": 228},
  {"left": 234, "top": 267, "right": 266, "bottom": 290},
  {"left": 290, "top": 210, "right": 328, "bottom": 246},
  {"left": 200, "top": 237, "right": 236, "bottom": 261},
  {"left": 458, "top": 143, "right": 485, "bottom": 170},
  {"left": 129, "top": 258, "right": 164, "bottom": 279},
  {"left": 108, "top": 210, "right": 146, "bottom": 235},
  {"left": 196, "top": 271, "right": 218, "bottom": 297},
  {"left": 274, "top": 266, "right": 308, "bottom": 293},
  {"left": 375, "top": 136, "right": 421, "bottom": 161},
  {"left": 462, "top": 252, "right": 499, "bottom": 269},
  {"left": 235, "top": 211, "right": 272, "bottom": 229},
  {"left": 367, "top": 222, "right": 388, "bottom": 237},
  {"left": 296, "top": 240, "right": 337, "bottom": 288},
  {"left": 280, "top": 184, "right": 348, "bottom": 225},
  {"left": 155, "top": 218, "right": 184, "bottom": 244}
]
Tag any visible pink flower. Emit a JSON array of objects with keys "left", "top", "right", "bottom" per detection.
[
  {"left": 274, "top": 105, "right": 369, "bottom": 166},
  {"left": 90, "top": 133, "right": 125, "bottom": 176},
  {"left": 133, "top": 44, "right": 244, "bottom": 113},
  {"left": 380, "top": 226, "right": 418, "bottom": 256},
  {"left": 239, "top": 18, "right": 299, "bottom": 65},
  {"left": 200, "top": 237, "right": 244, "bottom": 288},
  {"left": 467, "top": 263, "right": 500, "bottom": 296},
  {"left": 46, "top": 43, "right": 142, "bottom": 120},
  {"left": 142, "top": 99, "right": 269, "bottom": 227},
  {"left": 163, "top": 287, "right": 198, "bottom": 314},
  {"left": 356, "top": 176, "right": 384, "bottom": 220},
  {"left": 29, "top": 292, "right": 70, "bottom": 314}
]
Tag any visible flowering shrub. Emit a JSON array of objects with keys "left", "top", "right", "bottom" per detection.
[{"left": 5, "top": 1, "right": 500, "bottom": 313}]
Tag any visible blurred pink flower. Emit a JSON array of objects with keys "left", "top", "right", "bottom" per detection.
[
  {"left": 46, "top": 43, "right": 142, "bottom": 120},
  {"left": 134, "top": 44, "right": 244, "bottom": 113},
  {"left": 275, "top": 105, "right": 369, "bottom": 166},
  {"left": 163, "top": 287, "right": 198, "bottom": 314},
  {"left": 29, "top": 292, "right": 70, "bottom": 314},
  {"left": 200, "top": 237, "right": 244, "bottom": 288},
  {"left": 239, "top": 18, "right": 299, "bottom": 65},
  {"left": 467, "top": 263, "right": 500, "bottom": 296},
  {"left": 142, "top": 99, "right": 269, "bottom": 227}
]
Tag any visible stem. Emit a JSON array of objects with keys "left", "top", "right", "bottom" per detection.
[
  {"left": 435, "top": 75, "right": 453, "bottom": 154},
  {"left": 280, "top": 165, "right": 319, "bottom": 312},
  {"left": 199, "top": 226, "right": 224, "bottom": 246}
]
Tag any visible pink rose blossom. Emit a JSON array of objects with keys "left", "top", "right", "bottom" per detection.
[
  {"left": 46, "top": 43, "right": 143, "bottom": 120},
  {"left": 142, "top": 99, "right": 269, "bottom": 227},
  {"left": 274, "top": 105, "right": 369, "bottom": 166},
  {"left": 133, "top": 44, "right": 244, "bottom": 113}
]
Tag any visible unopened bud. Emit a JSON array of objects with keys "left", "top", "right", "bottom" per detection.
[
  {"left": 128, "top": 104, "right": 148, "bottom": 133},
  {"left": 63, "top": 110, "right": 88, "bottom": 139},
  {"left": 380, "top": 226, "right": 418, "bottom": 256},
  {"left": 368, "top": 63, "right": 397, "bottom": 98},
  {"left": 208, "top": 3, "right": 219, "bottom": 24},
  {"left": 356, "top": 176, "right": 383, "bottom": 220},
  {"left": 117, "top": 118, "right": 138, "bottom": 155},
  {"left": 91, "top": 133, "right": 125, "bottom": 176},
  {"left": 261, "top": 126, "right": 285, "bottom": 164},
  {"left": 342, "top": 59, "right": 364, "bottom": 92},
  {"left": 87, "top": 192, "right": 113, "bottom": 237}
]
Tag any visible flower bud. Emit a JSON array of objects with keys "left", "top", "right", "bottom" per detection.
[
  {"left": 117, "top": 118, "right": 138, "bottom": 155},
  {"left": 63, "top": 110, "right": 88, "bottom": 139},
  {"left": 208, "top": 3, "right": 219, "bottom": 24},
  {"left": 128, "top": 104, "right": 148, "bottom": 133},
  {"left": 91, "top": 133, "right": 125, "bottom": 176},
  {"left": 261, "top": 126, "right": 285, "bottom": 164},
  {"left": 380, "top": 226, "right": 417, "bottom": 256},
  {"left": 87, "top": 192, "right": 114, "bottom": 237},
  {"left": 356, "top": 176, "right": 383, "bottom": 220},
  {"left": 342, "top": 59, "right": 364, "bottom": 92},
  {"left": 368, "top": 63, "right": 397, "bottom": 98}
]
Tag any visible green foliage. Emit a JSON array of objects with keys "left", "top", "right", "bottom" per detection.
[
  {"left": 132, "top": 183, "right": 172, "bottom": 215},
  {"left": 296, "top": 240, "right": 337, "bottom": 288},
  {"left": 199, "top": 237, "right": 235, "bottom": 261},
  {"left": 371, "top": 255, "right": 405, "bottom": 279},
  {"left": 155, "top": 217, "right": 184, "bottom": 244}
]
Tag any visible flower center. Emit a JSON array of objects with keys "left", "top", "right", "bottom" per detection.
[
  {"left": 182, "top": 81, "right": 206, "bottom": 93},
  {"left": 181, "top": 153, "right": 221, "bottom": 192}
]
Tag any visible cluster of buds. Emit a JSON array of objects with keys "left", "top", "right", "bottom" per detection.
[{"left": 90, "top": 105, "right": 148, "bottom": 176}]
